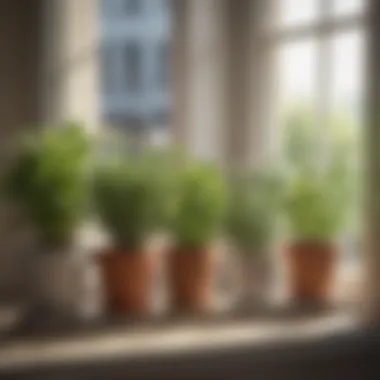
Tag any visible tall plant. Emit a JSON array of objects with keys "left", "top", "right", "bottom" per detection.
[
  {"left": 93, "top": 148, "right": 178, "bottom": 251},
  {"left": 4, "top": 123, "right": 90, "bottom": 249}
]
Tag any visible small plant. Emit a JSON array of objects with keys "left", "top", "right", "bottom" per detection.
[
  {"left": 171, "top": 162, "right": 227, "bottom": 248},
  {"left": 227, "top": 170, "right": 283, "bottom": 255},
  {"left": 168, "top": 161, "right": 227, "bottom": 311},
  {"left": 4, "top": 123, "right": 90, "bottom": 249},
  {"left": 279, "top": 105, "right": 358, "bottom": 301},
  {"left": 94, "top": 148, "right": 180, "bottom": 314},
  {"left": 282, "top": 106, "right": 356, "bottom": 242},
  {"left": 93, "top": 149, "right": 177, "bottom": 251},
  {"left": 284, "top": 167, "right": 351, "bottom": 242}
]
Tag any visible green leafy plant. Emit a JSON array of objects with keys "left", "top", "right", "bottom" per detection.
[
  {"left": 284, "top": 169, "right": 351, "bottom": 242},
  {"left": 171, "top": 162, "right": 227, "bottom": 248},
  {"left": 282, "top": 106, "right": 356, "bottom": 242},
  {"left": 227, "top": 170, "right": 284, "bottom": 255},
  {"left": 4, "top": 123, "right": 90, "bottom": 249},
  {"left": 282, "top": 104, "right": 318, "bottom": 171},
  {"left": 93, "top": 149, "right": 178, "bottom": 251}
]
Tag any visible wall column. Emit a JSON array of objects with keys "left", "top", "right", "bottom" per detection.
[
  {"left": 172, "top": 0, "right": 269, "bottom": 169},
  {"left": 0, "top": 0, "right": 42, "bottom": 297},
  {"left": 364, "top": 0, "right": 380, "bottom": 325},
  {"left": 43, "top": 0, "right": 100, "bottom": 131},
  {"left": 171, "top": 0, "right": 228, "bottom": 163}
]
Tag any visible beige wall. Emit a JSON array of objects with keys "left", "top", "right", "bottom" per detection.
[
  {"left": 0, "top": 0, "right": 100, "bottom": 297},
  {"left": 364, "top": 0, "right": 380, "bottom": 325},
  {"left": 224, "top": 0, "right": 253, "bottom": 168},
  {"left": 0, "top": 0, "right": 41, "bottom": 137},
  {"left": 0, "top": 0, "right": 43, "bottom": 297}
]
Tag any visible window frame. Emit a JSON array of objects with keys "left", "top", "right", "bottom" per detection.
[{"left": 258, "top": 0, "right": 369, "bottom": 144}]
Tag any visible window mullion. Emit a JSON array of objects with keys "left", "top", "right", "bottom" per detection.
[
  {"left": 316, "top": 0, "right": 333, "bottom": 163},
  {"left": 260, "top": 14, "right": 365, "bottom": 46}
]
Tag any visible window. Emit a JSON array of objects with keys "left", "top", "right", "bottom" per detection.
[
  {"left": 124, "top": 43, "right": 142, "bottom": 94},
  {"left": 332, "top": 0, "right": 366, "bottom": 17},
  {"left": 156, "top": 42, "right": 169, "bottom": 89},
  {"left": 101, "top": 45, "right": 117, "bottom": 95},
  {"left": 330, "top": 30, "right": 365, "bottom": 122},
  {"left": 274, "top": 0, "right": 319, "bottom": 28},
  {"left": 277, "top": 38, "right": 318, "bottom": 118},
  {"left": 262, "top": 0, "right": 367, "bottom": 152},
  {"left": 123, "top": 0, "right": 141, "bottom": 15},
  {"left": 268, "top": 0, "right": 366, "bottom": 29},
  {"left": 262, "top": 0, "right": 368, "bottom": 276},
  {"left": 157, "top": 0, "right": 168, "bottom": 10}
]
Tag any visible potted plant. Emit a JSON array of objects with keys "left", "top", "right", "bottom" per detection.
[
  {"left": 282, "top": 107, "right": 355, "bottom": 303},
  {"left": 226, "top": 170, "right": 283, "bottom": 303},
  {"left": 4, "top": 123, "right": 90, "bottom": 314},
  {"left": 93, "top": 150, "right": 174, "bottom": 315},
  {"left": 168, "top": 161, "right": 227, "bottom": 312}
]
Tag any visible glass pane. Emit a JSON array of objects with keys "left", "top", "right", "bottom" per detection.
[
  {"left": 277, "top": 38, "right": 318, "bottom": 115},
  {"left": 332, "top": 0, "right": 367, "bottom": 17},
  {"left": 100, "top": 0, "right": 172, "bottom": 138},
  {"left": 273, "top": 39, "right": 318, "bottom": 161},
  {"left": 330, "top": 30, "right": 365, "bottom": 286},
  {"left": 330, "top": 30, "right": 365, "bottom": 128},
  {"left": 124, "top": 43, "right": 141, "bottom": 93},
  {"left": 271, "top": 0, "right": 319, "bottom": 28}
]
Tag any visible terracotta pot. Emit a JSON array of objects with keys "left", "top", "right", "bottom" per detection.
[
  {"left": 169, "top": 247, "right": 215, "bottom": 312},
  {"left": 287, "top": 241, "right": 337, "bottom": 302},
  {"left": 100, "top": 250, "right": 153, "bottom": 315}
]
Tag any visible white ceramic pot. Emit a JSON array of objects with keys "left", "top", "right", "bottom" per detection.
[{"left": 32, "top": 248, "right": 102, "bottom": 319}]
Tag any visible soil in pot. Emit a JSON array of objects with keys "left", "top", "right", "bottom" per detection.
[
  {"left": 287, "top": 241, "right": 337, "bottom": 303},
  {"left": 168, "top": 247, "right": 215, "bottom": 313},
  {"left": 100, "top": 250, "right": 153, "bottom": 315}
]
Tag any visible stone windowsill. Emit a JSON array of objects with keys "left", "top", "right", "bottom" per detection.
[{"left": 0, "top": 310, "right": 358, "bottom": 373}]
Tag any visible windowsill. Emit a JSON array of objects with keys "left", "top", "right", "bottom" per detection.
[
  {"left": 0, "top": 308, "right": 359, "bottom": 373},
  {"left": 0, "top": 247, "right": 364, "bottom": 374}
]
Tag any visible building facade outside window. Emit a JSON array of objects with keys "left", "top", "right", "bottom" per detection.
[
  {"left": 100, "top": 0, "right": 171, "bottom": 132},
  {"left": 123, "top": 0, "right": 141, "bottom": 15},
  {"left": 156, "top": 42, "right": 169, "bottom": 89},
  {"left": 124, "top": 42, "right": 141, "bottom": 94}
]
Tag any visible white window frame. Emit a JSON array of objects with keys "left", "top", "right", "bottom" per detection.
[{"left": 257, "top": 0, "right": 369, "bottom": 155}]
